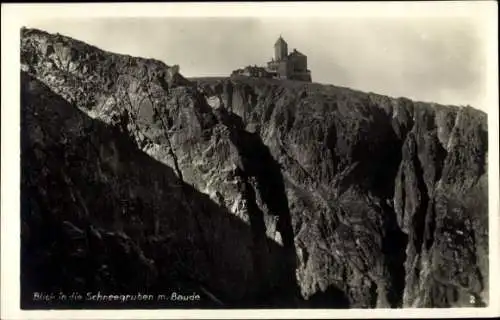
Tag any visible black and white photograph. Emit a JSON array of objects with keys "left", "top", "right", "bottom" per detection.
[{"left": 1, "top": 2, "right": 499, "bottom": 319}]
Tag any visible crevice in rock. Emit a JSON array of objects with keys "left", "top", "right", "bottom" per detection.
[
  {"left": 433, "top": 135, "right": 448, "bottom": 185},
  {"left": 364, "top": 107, "right": 409, "bottom": 308},
  {"left": 423, "top": 199, "right": 436, "bottom": 252},
  {"left": 216, "top": 106, "right": 301, "bottom": 305},
  {"left": 380, "top": 200, "right": 408, "bottom": 308},
  {"left": 411, "top": 145, "right": 430, "bottom": 257},
  {"left": 369, "top": 280, "right": 379, "bottom": 307}
]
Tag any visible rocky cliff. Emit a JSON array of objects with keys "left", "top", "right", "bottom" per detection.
[{"left": 20, "top": 27, "right": 488, "bottom": 308}]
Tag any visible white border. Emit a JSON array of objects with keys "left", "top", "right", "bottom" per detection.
[{"left": 1, "top": 2, "right": 499, "bottom": 319}]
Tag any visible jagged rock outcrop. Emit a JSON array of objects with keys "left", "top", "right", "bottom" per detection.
[{"left": 20, "top": 27, "right": 488, "bottom": 308}]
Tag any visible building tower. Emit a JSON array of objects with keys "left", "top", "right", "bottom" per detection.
[{"left": 274, "top": 35, "right": 288, "bottom": 61}]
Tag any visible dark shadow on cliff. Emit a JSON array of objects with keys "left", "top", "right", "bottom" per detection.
[
  {"left": 215, "top": 106, "right": 301, "bottom": 307},
  {"left": 20, "top": 72, "right": 302, "bottom": 309},
  {"left": 304, "top": 285, "right": 350, "bottom": 308},
  {"left": 373, "top": 126, "right": 408, "bottom": 309},
  {"left": 335, "top": 103, "right": 409, "bottom": 308}
]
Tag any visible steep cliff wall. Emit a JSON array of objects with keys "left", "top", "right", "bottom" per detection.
[{"left": 20, "top": 27, "right": 488, "bottom": 308}]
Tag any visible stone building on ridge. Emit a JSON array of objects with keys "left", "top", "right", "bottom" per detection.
[
  {"left": 266, "top": 36, "right": 312, "bottom": 82},
  {"left": 231, "top": 35, "right": 312, "bottom": 82}
]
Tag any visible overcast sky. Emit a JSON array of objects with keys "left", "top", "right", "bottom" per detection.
[{"left": 23, "top": 7, "right": 494, "bottom": 112}]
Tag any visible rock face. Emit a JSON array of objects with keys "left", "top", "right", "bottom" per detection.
[{"left": 20, "top": 27, "right": 488, "bottom": 308}]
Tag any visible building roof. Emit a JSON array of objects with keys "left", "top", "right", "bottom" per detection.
[
  {"left": 288, "top": 48, "right": 306, "bottom": 57},
  {"left": 244, "top": 65, "right": 268, "bottom": 72},
  {"left": 275, "top": 36, "right": 287, "bottom": 47}
]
